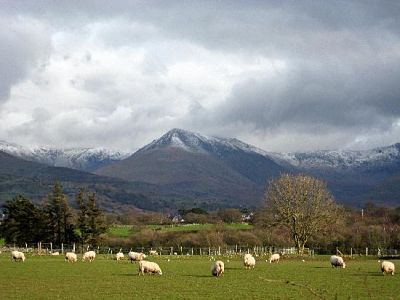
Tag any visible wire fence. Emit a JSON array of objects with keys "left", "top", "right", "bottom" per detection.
[
  {"left": 1, "top": 243, "right": 312, "bottom": 256},
  {"left": 2, "top": 243, "right": 399, "bottom": 259}
]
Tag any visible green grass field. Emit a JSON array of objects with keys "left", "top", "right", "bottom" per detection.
[
  {"left": 0, "top": 253, "right": 398, "bottom": 299},
  {"left": 107, "top": 225, "right": 133, "bottom": 237},
  {"left": 108, "top": 223, "right": 253, "bottom": 237}
]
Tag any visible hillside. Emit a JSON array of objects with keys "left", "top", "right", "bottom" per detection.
[
  {"left": 96, "top": 129, "right": 286, "bottom": 208},
  {"left": 268, "top": 144, "right": 400, "bottom": 207},
  {"left": 0, "top": 151, "right": 165, "bottom": 212}
]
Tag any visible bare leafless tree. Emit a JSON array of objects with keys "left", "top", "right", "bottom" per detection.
[{"left": 265, "top": 174, "right": 341, "bottom": 254}]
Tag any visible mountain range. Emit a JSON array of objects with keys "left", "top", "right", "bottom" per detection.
[
  {"left": 1, "top": 128, "right": 400, "bottom": 211},
  {"left": 0, "top": 140, "right": 130, "bottom": 172}
]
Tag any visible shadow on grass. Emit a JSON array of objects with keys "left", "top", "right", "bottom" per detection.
[
  {"left": 351, "top": 272, "right": 385, "bottom": 277},
  {"left": 182, "top": 274, "right": 212, "bottom": 278}
]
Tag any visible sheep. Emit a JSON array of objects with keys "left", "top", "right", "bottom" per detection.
[
  {"left": 128, "top": 251, "right": 146, "bottom": 263},
  {"left": 138, "top": 261, "right": 162, "bottom": 275},
  {"left": 149, "top": 250, "right": 159, "bottom": 255},
  {"left": 116, "top": 252, "right": 124, "bottom": 261},
  {"left": 65, "top": 252, "right": 77, "bottom": 263},
  {"left": 51, "top": 252, "right": 60, "bottom": 256},
  {"left": 11, "top": 250, "right": 25, "bottom": 262},
  {"left": 82, "top": 250, "right": 96, "bottom": 262},
  {"left": 269, "top": 253, "right": 280, "bottom": 263},
  {"left": 244, "top": 254, "right": 256, "bottom": 269},
  {"left": 381, "top": 261, "right": 395, "bottom": 276},
  {"left": 211, "top": 260, "right": 224, "bottom": 277},
  {"left": 330, "top": 255, "right": 346, "bottom": 268}
]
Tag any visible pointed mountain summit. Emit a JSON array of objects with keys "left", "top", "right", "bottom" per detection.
[
  {"left": 139, "top": 128, "right": 269, "bottom": 156},
  {"left": 95, "top": 128, "right": 286, "bottom": 207}
]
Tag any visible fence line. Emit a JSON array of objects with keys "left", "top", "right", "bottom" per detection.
[{"left": 2, "top": 243, "right": 397, "bottom": 258}]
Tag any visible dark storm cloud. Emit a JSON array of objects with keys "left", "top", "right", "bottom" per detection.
[{"left": 216, "top": 57, "right": 400, "bottom": 133}]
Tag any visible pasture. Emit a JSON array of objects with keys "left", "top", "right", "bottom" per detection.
[
  {"left": 108, "top": 223, "right": 253, "bottom": 238},
  {"left": 0, "top": 253, "right": 398, "bottom": 299}
]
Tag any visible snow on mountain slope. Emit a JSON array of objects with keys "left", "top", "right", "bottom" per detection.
[
  {"left": 2, "top": 130, "right": 400, "bottom": 173},
  {"left": 141, "top": 128, "right": 400, "bottom": 170},
  {"left": 268, "top": 143, "right": 400, "bottom": 169},
  {"left": 0, "top": 141, "right": 131, "bottom": 172},
  {"left": 139, "top": 128, "right": 269, "bottom": 156}
]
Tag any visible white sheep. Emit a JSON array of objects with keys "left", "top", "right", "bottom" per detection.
[
  {"left": 381, "top": 261, "right": 395, "bottom": 275},
  {"left": 211, "top": 260, "right": 225, "bottom": 277},
  {"left": 51, "top": 252, "right": 60, "bottom": 256},
  {"left": 116, "top": 252, "right": 124, "bottom": 261},
  {"left": 244, "top": 253, "right": 256, "bottom": 269},
  {"left": 330, "top": 255, "right": 346, "bottom": 268},
  {"left": 65, "top": 252, "right": 77, "bottom": 263},
  {"left": 128, "top": 251, "right": 146, "bottom": 263},
  {"left": 82, "top": 250, "right": 96, "bottom": 262},
  {"left": 138, "top": 260, "right": 162, "bottom": 275},
  {"left": 269, "top": 253, "right": 280, "bottom": 263},
  {"left": 11, "top": 250, "right": 25, "bottom": 262},
  {"left": 149, "top": 250, "right": 159, "bottom": 256}
]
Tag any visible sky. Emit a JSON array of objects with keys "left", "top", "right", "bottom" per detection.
[{"left": 0, "top": 1, "right": 400, "bottom": 152}]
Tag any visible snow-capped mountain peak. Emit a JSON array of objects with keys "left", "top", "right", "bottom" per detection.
[{"left": 139, "top": 128, "right": 269, "bottom": 156}]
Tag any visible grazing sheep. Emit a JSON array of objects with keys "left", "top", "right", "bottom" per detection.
[
  {"left": 149, "top": 250, "right": 158, "bottom": 256},
  {"left": 381, "top": 261, "right": 395, "bottom": 275},
  {"left": 244, "top": 254, "right": 256, "bottom": 269},
  {"left": 269, "top": 253, "right": 280, "bottom": 263},
  {"left": 82, "top": 250, "right": 96, "bottom": 262},
  {"left": 65, "top": 252, "right": 77, "bottom": 263},
  {"left": 116, "top": 252, "right": 124, "bottom": 261},
  {"left": 330, "top": 255, "right": 346, "bottom": 268},
  {"left": 138, "top": 261, "right": 162, "bottom": 275},
  {"left": 211, "top": 260, "right": 225, "bottom": 277},
  {"left": 11, "top": 250, "right": 25, "bottom": 262},
  {"left": 51, "top": 252, "right": 60, "bottom": 256},
  {"left": 128, "top": 251, "right": 146, "bottom": 263}
]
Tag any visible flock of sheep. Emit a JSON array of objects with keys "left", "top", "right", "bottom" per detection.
[{"left": 10, "top": 250, "right": 396, "bottom": 277}]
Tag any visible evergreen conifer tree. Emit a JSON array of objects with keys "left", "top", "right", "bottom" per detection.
[{"left": 44, "top": 182, "right": 74, "bottom": 245}]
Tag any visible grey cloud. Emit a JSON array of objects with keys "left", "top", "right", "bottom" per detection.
[
  {"left": 3, "top": 2, "right": 399, "bottom": 52},
  {"left": 1, "top": 1, "right": 400, "bottom": 151},
  {"left": 213, "top": 56, "right": 400, "bottom": 138},
  {"left": 0, "top": 16, "right": 51, "bottom": 102}
]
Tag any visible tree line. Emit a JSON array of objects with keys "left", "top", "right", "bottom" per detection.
[
  {"left": 2, "top": 174, "right": 399, "bottom": 254},
  {"left": 106, "top": 174, "right": 400, "bottom": 254},
  {"left": 0, "top": 183, "right": 106, "bottom": 247}
]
